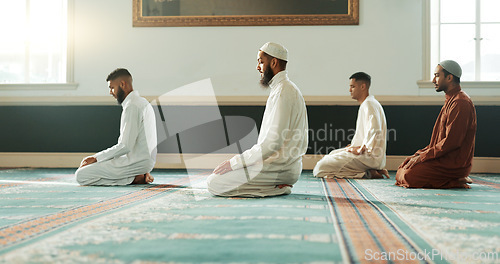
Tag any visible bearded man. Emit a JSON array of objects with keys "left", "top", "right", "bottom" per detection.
[
  {"left": 76, "top": 68, "right": 157, "bottom": 185},
  {"left": 396, "top": 60, "right": 477, "bottom": 189},
  {"left": 207, "top": 42, "right": 308, "bottom": 197}
]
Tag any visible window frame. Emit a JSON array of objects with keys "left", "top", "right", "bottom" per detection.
[
  {"left": 0, "top": 0, "right": 77, "bottom": 91},
  {"left": 419, "top": 0, "right": 500, "bottom": 89}
]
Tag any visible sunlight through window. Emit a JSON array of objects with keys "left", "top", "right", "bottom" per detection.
[
  {"left": 0, "top": 0, "right": 67, "bottom": 84},
  {"left": 431, "top": 0, "right": 500, "bottom": 81}
]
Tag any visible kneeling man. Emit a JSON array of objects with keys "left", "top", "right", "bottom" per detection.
[
  {"left": 207, "top": 42, "right": 308, "bottom": 197},
  {"left": 396, "top": 60, "right": 476, "bottom": 188},
  {"left": 76, "top": 68, "right": 157, "bottom": 185},
  {"left": 314, "top": 72, "right": 388, "bottom": 179}
]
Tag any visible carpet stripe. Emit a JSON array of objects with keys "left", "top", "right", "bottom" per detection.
[
  {"left": 347, "top": 180, "right": 437, "bottom": 264},
  {"left": 324, "top": 178, "right": 382, "bottom": 263},
  {"left": 322, "top": 180, "right": 355, "bottom": 263},
  {"left": 0, "top": 174, "right": 74, "bottom": 189},
  {"left": 470, "top": 178, "right": 500, "bottom": 190},
  {"left": 323, "top": 178, "right": 429, "bottom": 264},
  {"left": 0, "top": 173, "right": 206, "bottom": 250}
]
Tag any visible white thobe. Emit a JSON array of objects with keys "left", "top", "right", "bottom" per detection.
[
  {"left": 207, "top": 71, "right": 309, "bottom": 197},
  {"left": 313, "top": 95, "right": 387, "bottom": 178},
  {"left": 76, "top": 91, "right": 157, "bottom": 185}
]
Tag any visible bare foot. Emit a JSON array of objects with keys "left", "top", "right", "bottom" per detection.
[
  {"left": 458, "top": 176, "right": 473, "bottom": 184},
  {"left": 378, "top": 169, "right": 390, "bottom": 179},
  {"left": 368, "top": 169, "right": 390, "bottom": 179},
  {"left": 131, "top": 173, "right": 154, "bottom": 184},
  {"left": 395, "top": 168, "right": 410, "bottom": 187},
  {"left": 145, "top": 172, "right": 154, "bottom": 183}
]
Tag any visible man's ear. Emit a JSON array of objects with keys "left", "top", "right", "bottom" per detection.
[
  {"left": 360, "top": 82, "right": 367, "bottom": 91},
  {"left": 270, "top": 58, "right": 278, "bottom": 69},
  {"left": 446, "top": 74, "right": 454, "bottom": 83}
]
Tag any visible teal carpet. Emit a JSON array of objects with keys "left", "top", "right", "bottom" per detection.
[{"left": 0, "top": 168, "right": 499, "bottom": 263}]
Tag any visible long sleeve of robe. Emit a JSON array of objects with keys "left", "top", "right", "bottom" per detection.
[
  {"left": 76, "top": 91, "right": 157, "bottom": 186},
  {"left": 94, "top": 91, "right": 157, "bottom": 165},
  {"left": 229, "top": 71, "right": 308, "bottom": 172},
  {"left": 350, "top": 95, "right": 387, "bottom": 168},
  {"left": 313, "top": 95, "right": 387, "bottom": 178},
  {"left": 206, "top": 71, "right": 308, "bottom": 197},
  {"left": 418, "top": 92, "right": 476, "bottom": 168}
]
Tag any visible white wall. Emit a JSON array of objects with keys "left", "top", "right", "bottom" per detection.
[{"left": 1, "top": 0, "right": 425, "bottom": 98}]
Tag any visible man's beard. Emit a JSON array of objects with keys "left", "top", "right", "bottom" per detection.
[
  {"left": 435, "top": 84, "right": 445, "bottom": 93},
  {"left": 116, "top": 86, "right": 126, "bottom": 104},
  {"left": 259, "top": 65, "right": 274, "bottom": 88}
]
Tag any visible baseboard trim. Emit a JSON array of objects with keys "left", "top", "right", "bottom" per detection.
[{"left": 0, "top": 153, "right": 499, "bottom": 173}]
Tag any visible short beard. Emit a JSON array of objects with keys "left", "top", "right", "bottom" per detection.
[
  {"left": 435, "top": 84, "right": 445, "bottom": 93},
  {"left": 116, "top": 86, "right": 126, "bottom": 104},
  {"left": 259, "top": 65, "right": 274, "bottom": 88}
]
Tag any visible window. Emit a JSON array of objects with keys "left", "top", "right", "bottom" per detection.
[
  {"left": 430, "top": 0, "right": 500, "bottom": 81},
  {"left": 0, "top": 0, "right": 72, "bottom": 85}
]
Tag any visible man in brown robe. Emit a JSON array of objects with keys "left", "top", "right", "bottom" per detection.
[{"left": 396, "top": 60, "right": 477, "bottom": 189}]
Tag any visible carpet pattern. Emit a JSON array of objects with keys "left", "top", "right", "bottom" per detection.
[{"left": 0, "top": 168, "right": 499, "bottom": 263}]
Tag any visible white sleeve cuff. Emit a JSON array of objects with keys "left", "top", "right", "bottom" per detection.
[{"left": 230, "top": 155, "right": 243, "bottom": 170}]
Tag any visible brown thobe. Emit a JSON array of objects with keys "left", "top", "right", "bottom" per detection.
[{"left": 396, "top": 89, "right": 477, "bottom": 188}]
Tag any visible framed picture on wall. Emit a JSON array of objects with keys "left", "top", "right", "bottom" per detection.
[{"left": 133, "top": 0, "right": 359, "bottom": 27}]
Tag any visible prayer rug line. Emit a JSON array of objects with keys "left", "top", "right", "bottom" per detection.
[
  {"left": 0, "top": 174, "right": 74, "bottom": 189},
  {"left": 0, "top": 173, "right": 206, "bottom": 252},
  {"left": 322, "top": 178, "right": 432, "bottom": 264},
  {"left": 470, "top": 177, "right": 500, "bottom": 190}
]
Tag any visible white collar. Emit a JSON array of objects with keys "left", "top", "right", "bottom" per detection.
[
  {"left": 269, "top": 71, "right": 288, "bottom": 89},
  {"left": 122, "top": 90, "right": 138, "bottom": 108}
]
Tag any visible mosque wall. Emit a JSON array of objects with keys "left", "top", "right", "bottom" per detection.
[
  {"left": 1, "top": 0, "right": 423, "bottom": 98},
  {"left": 2, "top": 0, "right": 498, "bottom": 98},
  {"left": 0, "top": 105, "right": 497, "bottom": 158}
]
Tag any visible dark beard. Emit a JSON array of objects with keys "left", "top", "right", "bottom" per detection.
[
  {"left": 116, "top": 86, "right": 126, "bottom": 104},
  {"left": 435, "top": 84, "right": 445, "bottom": 93},
  {"left": 259, "top": 65, "right": 274, "bottom": 88}
]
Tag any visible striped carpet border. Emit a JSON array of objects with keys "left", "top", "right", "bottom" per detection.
[
  {"left": 322, "top": 178, "right": 434, "bottom": 264},
  {"left": 0, "top": 173, "right": 207, "bottom": 251}
]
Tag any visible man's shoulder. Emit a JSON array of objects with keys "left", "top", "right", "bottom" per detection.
[
  {"left": 123, "top": 95, "right": 151, "bottom": 115},
  {"left": 456, "top": 91, "right": 474, "bottom": 103},
  {"left": 276, "top": 82, "right": 305, "bottom": 105},
  {"left": 129, "top": 94, "right": 150, "bottom": 107},
  {"left": 450, "top": 91, "right": 475, "bottom": 109},
  {"left": 278, "top": 78, "right": 302, "bottom": 94},
  {"left": 362, "top": 96, "right": 384, "bottom": 110}
]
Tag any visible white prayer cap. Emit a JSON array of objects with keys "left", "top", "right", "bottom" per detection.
[
  {"left": 439, "top": 60, "right": 462, "bottom": 78},
  {"left": 260, "top": 42, "right": 288, "bottom": 61}
]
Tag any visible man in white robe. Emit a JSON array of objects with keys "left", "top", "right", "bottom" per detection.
[
  {"left": 75, "top": 68, "right": 157, "bottom": 185},
  {"left": 207, "top": 42, "right": 308, "bottom": 197},
  {"left": 314, "top": 72, "right": 388, "bottom": 179}
]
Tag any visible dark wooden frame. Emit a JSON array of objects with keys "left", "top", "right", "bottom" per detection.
[{"left": 133, "top": 0, "right": 359, "bottom": 27}]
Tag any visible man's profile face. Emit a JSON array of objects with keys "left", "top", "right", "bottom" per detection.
[
  {"left": 349, "top": 78, "right": 364, "bottom": 101},
  {"left": 433, "top": 65, "right": 447, "bottom": 93},
  {"left": 257, "top": 51, "right": 274, "bottom": 88},
  {"left": 108, "top": 80, "right": 126, "bottom": 104}
]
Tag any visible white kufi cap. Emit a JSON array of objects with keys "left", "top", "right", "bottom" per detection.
[
  {"left": 439, "top": 60, "right": 462, "bottom": 78},
  {"left": 260, "top": 42, "right": 288, "bottom": 61}
]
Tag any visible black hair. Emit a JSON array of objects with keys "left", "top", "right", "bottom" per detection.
[
  {"left": 106, "top": 68, "right": 132, "bottom": 82},
  {"left": 349, "top": 72, "right": 371, "bottom": 87},
  {"left": 442, "top": 68, "right": 460, "bottom": 84}
]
